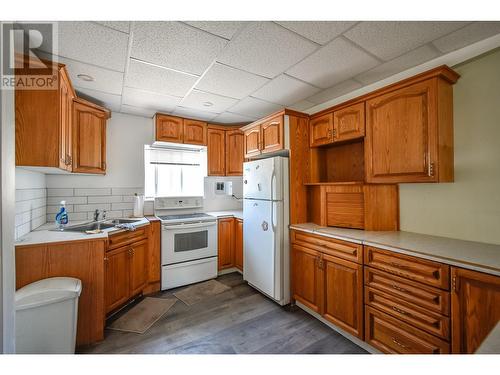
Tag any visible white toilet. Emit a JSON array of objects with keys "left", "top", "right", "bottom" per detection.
[{"left": 15, "top": 277, "right": 82, "bottom": 354}]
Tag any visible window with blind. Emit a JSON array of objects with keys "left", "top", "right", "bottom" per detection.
[{"left": 144, "top": 145, "right": 207, "bottom": 198}]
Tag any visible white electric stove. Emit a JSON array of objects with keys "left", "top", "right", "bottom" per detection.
[{"left": 155, "top": 197, "right": 218, "bottom": 290}]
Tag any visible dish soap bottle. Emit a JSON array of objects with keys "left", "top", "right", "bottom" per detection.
[{"left": 55, "top": 200, "right": 69, "bottom": 230}]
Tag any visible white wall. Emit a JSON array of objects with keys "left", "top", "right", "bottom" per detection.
[{"left": 15, "top": 169, "right": 47, "bottom": 239}]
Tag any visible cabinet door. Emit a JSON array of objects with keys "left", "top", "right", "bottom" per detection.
[
  {"left": 207, "top": 128, "right": 226, "bottom": 176},
  {"left": 291, "top": 244, "right": 322, "bottom": 313},
  {"left": 234, "top": 218, "right": 243, "bottom": 271},
  {"left": 72, "top": 101, "right": 107, "bottom": 174},
  {"left": 183, "top": 119, "right": 207, "bottom": 145},
  {"left": 225, "top": 130, "right": 244, "bottom": 176},
  {"left": 155, "top": 114, "right": 183, "bottom": 143},
  {"left": 451, "top": 267, "right": 500, "bottom": 353},
  {"left": 59, "top": 69, "right": 74, "bottom": 171},
  {"left": 261, "top": 115, "right": 284, "bottom": 154},
  {"left": 129, "top": 239, "right": 148, "bottom": 297},
  {"left": 365, "top": 80, "right": 437, "bottom": 183},
  {"left": 310, "top": 113, "right": 333, "bottom": 147},
  {"left": 323, "top": 254, "right": 363, "bottom": 339},
  {"left": 243, "top": 126, "right": 261, "bottom": 158},
  {"left": 333, "top": 102, "right": 365, "bottom": 142},
  {"left": 218, "top": 218, "right": 234, "bottom": 270},
  {"left": 105, "top": 246, "right": 130, "bottom": 314}
]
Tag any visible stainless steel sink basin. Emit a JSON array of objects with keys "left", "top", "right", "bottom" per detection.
[
  {"left": 105, "top": 218, "right": 142, "bottom": 225},
  {"left": 54, "top": 222, "right": 116, "bottom": 232}
]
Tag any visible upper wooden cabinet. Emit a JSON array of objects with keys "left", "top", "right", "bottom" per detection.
[
  {"left": 155, "top": 114, "right": 207, "bottom": 145},
  {"left": 310, "top": 113, "right": 333, "bottom": 147},
  {"left": 72, "top": 98, "right": 109, "bottom": 174},
  {"left": 16, "top": 63, "right": 76, "bottom": 171},
  {"left": 225, "top": 130, "right": 244, "bottom": 176},
  {"left": 451, "top": 267, "right": 500, "bottom": 353},
  {"left": 242, "top": 114, "right": 285, "bottom": 158},
  {"left": 183, "top": 119, "right": 207, "bottom": 145},
  {"left": 207, "top": 128, "right": 226, "bottom": 176},
  {"left": 365, "top": 68, "right": 459, "bottom": 183}
]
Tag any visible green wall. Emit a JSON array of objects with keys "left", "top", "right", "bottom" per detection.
[{"left": 399, "top": 48, "right": 500, "bottom": 244}]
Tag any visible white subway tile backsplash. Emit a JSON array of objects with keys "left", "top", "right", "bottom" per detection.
[
  {"left": 87, "top": 195, "right": 123, "bottom": 204},
  {"left": 74, "top": 188, "right": 112, "bottom": 196},
  {"left": 74, "top": 203, "right": 112, "bottom": 212},
  {"left": 112, "top": 187, "right": 144, "bottom": 195},
  {"left": 16, "top": 188, "right": 46, "bottom": 202},
  {"left": 111, "top": 202, "right": 134, "bottom": 210},
  {"left": 122, "top": 195, "right": 136, "bottom": 203},
  {"left": 47, "top": 188, "right": 74, "bottom": 197},
  {"left": 15, "top": 197, "right": 46, "bottom": 214},
  {"left": 15, "top": 187, "right": 47, "bottom": 240},
  {"left": 47, "top": 196, "right": 87, "bottom": 205},
  {"left": 123, "top": 209, "right": 134, "bottom": 217}
]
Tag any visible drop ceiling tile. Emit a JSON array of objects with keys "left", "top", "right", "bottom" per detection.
[
  {"left": 288, "top": 100, "right": 316, "bottom": 112},
  {"left": 211, "top": 112, "right": 256, "bottom": 124},
  {"left": 120, "top": 104, "right": 157, "bottom": 118},
  {"left": 172, "top": 107, "right": 220, "bottom": 122},
  {"left": 195, "top": 63, "right": 269, "bottom": 99},
  {"left": 130, "top": 21, "right": 227, "bottom": 75},
  {"left": 75, "top": 88, "right": 122, "bottom": 112},
  {"left": 306, "top": 80, "right": 363, "bottom": 104},
  {"left": 217, "top": 22, "right": 318, "bottom": 78},
  {"left": 276, "top": 21, "right": 357, "bottom": 45},
  {"left": 228, "top": 97, "right": 282, "bottom": 118},
  {"left": 252, "top": 75, "right": 321, "bottom": 106},
  {"left": 122, "top": 87, "right": 182, "bottom": 113},
  {"left": 94, "top": 21, "right": 130, "bottom": 33},
  {"left": 56, "top": 56, "right": 124, "bottom": 95},
  {"left": 125, "top": 59, "right": 198, "bottom": 97},
  {"left": 181, "top": 90, "right": 239, "bottom": 113},
  {"left": 286, "top": 37, "right": 379, "bottom": 89},
  {"left": 43, "top": 22, "right": 129, "bottom": 72},
  {"left": 432, "top": 22, "right": 500, "bottom": 53},
  {"left": 184, "top": 21, "right": 247, "bottom": 39},
  {"left": 356, "top": 44, "right": 441, "bottom": 85},
  {"left": 344, "top": 21, "right": 470, "bottom": 61}
]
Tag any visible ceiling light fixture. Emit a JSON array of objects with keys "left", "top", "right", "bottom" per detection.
[
  {"left": 203, "top": 101, "right": 214, "bottom": 107},
  {"left": 77, "top": 74, "right": 95, "bottom": 82}
]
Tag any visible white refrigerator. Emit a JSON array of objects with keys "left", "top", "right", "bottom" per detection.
[{"left": 243, "top": 156, "right": 290, "bottom": 305}]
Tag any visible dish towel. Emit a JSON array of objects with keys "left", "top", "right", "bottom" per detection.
[{"left": 115, "top": 223, "right": 137, "bottom": 231}]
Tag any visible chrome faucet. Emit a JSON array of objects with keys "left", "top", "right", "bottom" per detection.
[{"left": 93, "top": 209, "right": 107, "bottom": 222}]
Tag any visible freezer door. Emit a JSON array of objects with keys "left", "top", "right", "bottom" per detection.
[
  {"left": 243, "top": 157, "right": 283, "bottom": 200},
  {"left": 243, "top": 199, "right": 276, "bottom": 298}
]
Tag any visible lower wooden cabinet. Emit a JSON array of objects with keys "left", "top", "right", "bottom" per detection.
[
  {"left": 217, "top": 217, "right": 244, "bottom": 271},
  {"left": 234, "top": 218, "right": 243, "bottom": 271},
  {"left": 129, "top": 239, "right": 149, "bottom": 296},
  {"left": 291, "top": 244, "right": 323, "bottom": 313},
  {"left": 451, "top": 267, "right": 500, "bottom": 353}
]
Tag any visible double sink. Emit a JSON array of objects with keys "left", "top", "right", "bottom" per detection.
[{"left": 54, "top": 218, "right": 143, "bottom": 233}]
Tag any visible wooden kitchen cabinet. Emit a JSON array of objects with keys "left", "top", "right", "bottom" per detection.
[
  {"left": 323, "top": 253, "right": 364, "bottom": 338},
  {"left": 261, "top": 115, "right": 284, "bottom": 154},
  {"left": 451, "top": 267, "right": 500, "bottom": 353},
  {"left": 155, "top": 114, "right": 184, "bottom": 143},
  {"left": 234, "top": 218, "right": 244, "bottom": 271},
  {"left": 291, "top": 244, "right": 323, "bottom": 313},
  {"left": 207, "top": 128, "right": 226, "bottom": 176},
  {"left": 15, "top": 61, "right": 76, "bottom": 171},
  {"left": 333, "top": 102, "right": 365, "bottom": 142},
  {"left": 218, "top": 218, "right": 235, "bottom": 270},
  {"left": 72, "top": 98, "right": 109, "bottom": 174},
  {"left": 310, "top": 113, "right": 333, "bottom": 147},
  {"left": 243, "top": 126, "right": 261, "bottom": 158},
  {"left": 129, "top": 239, "right": 149, "bottom": 297},
  {"left": 105, "top": 246, "right": 130, "bottom": 314},
  {"left": 225, "top": 130, "right": 244, "bottom": 176},
  {"left": 365, "top": 68, "right": 459, "bottom": 183},
  {"left": 183, "top": 119, "right": 207, "bottom": 145}
]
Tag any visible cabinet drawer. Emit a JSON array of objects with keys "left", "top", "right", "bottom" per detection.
[
  {"left": 365, "top": 286, "right": 450, "bottom": 340},
  {"left": 364, "top": 246, "right": 450, "bottom": 289},
  {"left": 108, "top": 226, "right": 148, "bottom": 251},
  {"left": 365, "top": 306, "right": 450, "bottom": 354},
  {"left": 291, "top": 230, "right": 362, "bottom": 264},
  {"left": 364, "top": 267, "right": 450, "bottom": 315}
]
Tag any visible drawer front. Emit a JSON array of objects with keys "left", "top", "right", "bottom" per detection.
[
  {"left": 364, "top": 246, "right": 450, "bottom": 289},
  {"left": 365, "top": 287, "right": 450, "bottom": 340},
  {"left": 291, "top": 230, "right": 362, "bottom": 264},
  {"left": 108, "top": 226, "right": 148, "bottom": 250},
  {"left": 364, "top": 267, "right": 450, "bottom": 315},
  {"left": 365, "top": 306, "right": 450, "bottom": 354}
]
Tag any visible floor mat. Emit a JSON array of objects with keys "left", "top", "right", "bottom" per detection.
[
  {"left": 108, "top": 297, "right": 177, "bottom": 334},
  {"left": 173, "top": 279, "right": 231, "bottom": 306}
]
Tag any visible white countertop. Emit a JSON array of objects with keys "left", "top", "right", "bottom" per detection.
[
  {"left": 206, "top": 210, "right": 243, "bottom": 220},
  {"left": 290, "top": 223, "right": 500, "bottom": 277},
  {"left": 15, "top": 218, "right": 150, "bottom": 247}
]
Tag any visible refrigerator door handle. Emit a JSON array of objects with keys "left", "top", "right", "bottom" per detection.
[{"left": 270, "top": 169, "right": 277, "bottom": 231}]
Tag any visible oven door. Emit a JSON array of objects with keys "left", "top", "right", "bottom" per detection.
[{"left": 161, "top": 221, "right": 217, "bottom": 265}]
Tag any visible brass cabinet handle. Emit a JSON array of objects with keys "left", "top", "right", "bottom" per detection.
[
  {"left": 392, "top": 337, "right": 410, "bottom": 350},
  {"left": 429, "top": 162, "right": 435, "bottom": 177},
  {"left": 392, "top": 284, "right": 408, "bottom": 293},
  {"left": 332, "top": 128, "right": 337, "bottom": 138},
  {"left": 392, "top": 306, "right": 407, "bottom": 315},
  {"left": 328, "top": 129, "right": 332, "bottom": 139}
]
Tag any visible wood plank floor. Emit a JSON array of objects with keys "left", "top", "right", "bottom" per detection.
[{"left": 79, "top": 272, "right": 367, "bottom": 354}]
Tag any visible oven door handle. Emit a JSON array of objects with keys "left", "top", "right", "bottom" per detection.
[{"left": 162, "top": 221, "right": 217, "bottom": 230}]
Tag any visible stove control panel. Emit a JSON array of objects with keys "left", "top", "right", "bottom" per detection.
[{"left": 154, "top": 196, "right": 203, "bottom": 210}]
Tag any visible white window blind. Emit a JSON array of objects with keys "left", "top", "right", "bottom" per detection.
[{"left": 144, "top": 145, "right": 207, "bottom": 198}]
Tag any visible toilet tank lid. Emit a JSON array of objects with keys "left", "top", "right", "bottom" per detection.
[{"left": 15, "top": 277, "right": 82, "bottom": 311}]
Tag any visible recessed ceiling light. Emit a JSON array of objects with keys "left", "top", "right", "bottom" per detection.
[
  {"left": 77, "top": 74, "right": 94, "bottom": 82},
  {"left": 203, "top": 101, "right": 213, "bottom": 107}
]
